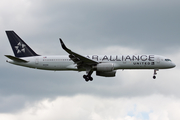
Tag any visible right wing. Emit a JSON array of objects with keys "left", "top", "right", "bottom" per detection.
[{"left": 59, "top": 39, "right": 98, "bottom": 69}]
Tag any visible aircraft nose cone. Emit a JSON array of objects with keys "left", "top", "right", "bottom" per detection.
[{"left": 171, "top": 63, "right": 176, "bottom": 68}]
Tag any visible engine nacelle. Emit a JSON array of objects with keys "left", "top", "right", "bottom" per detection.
[
  {"left": 96, "top": 70, "right": 116, "bottom": 77},
  {"left": 96, "top": 63, "right": 114, "bottom": 72}
]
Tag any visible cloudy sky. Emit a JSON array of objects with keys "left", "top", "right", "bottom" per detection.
[{"left": 0, "top": 0, "right": 180, "bottom": 120}]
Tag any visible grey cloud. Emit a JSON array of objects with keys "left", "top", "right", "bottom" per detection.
[
  {"left": 2, "top": 0, "right": 180, "bottom": 54},
  {"left": 1, "top": 63, "right": 179, "bottom": 113},
  {"left": 0, "top": 95, "right": 27, "bottom": 113},
  {"left": 31, "top": 0, "right": 180, "bottom": 54}
]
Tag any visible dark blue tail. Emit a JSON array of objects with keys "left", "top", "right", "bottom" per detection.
[{"left": 6, "top": 31, "right": 39, "bottom": 57}]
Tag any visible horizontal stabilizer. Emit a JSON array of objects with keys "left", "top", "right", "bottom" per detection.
[{"left": 5, "top": 55, "right": 28, "bottom": 63}]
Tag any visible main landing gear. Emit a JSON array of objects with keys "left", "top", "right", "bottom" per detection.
[
  {"left": 83, "top": 67, "right": 94, "bottom": 82},
  {"left": 153, "top": 69, "right": 159, "bottom": 79},
  {"left": 83, "top": 75, "right": 93, "bottom": 82}
]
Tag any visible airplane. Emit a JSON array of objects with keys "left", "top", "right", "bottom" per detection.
[{"left": 5, "top": 31, "right": 176, "bottom": 82}]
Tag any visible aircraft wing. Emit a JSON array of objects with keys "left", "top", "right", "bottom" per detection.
[{"left": 59, "top": 39, "right": 98, "bottom": 68}]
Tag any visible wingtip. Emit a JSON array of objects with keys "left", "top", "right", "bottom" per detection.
[
  {"left": 59, "top": 38, "right": 67, "bottom": 50},
  {"left": 59, "top": 38, "right": 63, "bottom": 45}
]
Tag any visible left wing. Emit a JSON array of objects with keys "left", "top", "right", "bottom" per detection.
[
  {"left": 5, "top": 55, "right": 28, "bottom": 63},
  {"left": 59, "top": 39, "right": 98, "bottom": 69}
]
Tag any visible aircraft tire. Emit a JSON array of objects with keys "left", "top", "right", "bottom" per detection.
[
  {"left": 153, "top": 76, "right": 156, "bottom": 79},
  {"left": 89, "top": 77, "right": 93, "bottom": 81},
  {"left": 83, "top": 75, "right": 93, "bottom": 82},
  {"left": 83, "top": 75, "right": 89, "bottom": 82},
  {"left": 83, "top": 75, "right": 87, "bottom": 79}
]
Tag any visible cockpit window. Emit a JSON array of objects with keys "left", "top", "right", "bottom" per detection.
[{"left": 165, "top": 59, "right": 171, "bottom": 62}]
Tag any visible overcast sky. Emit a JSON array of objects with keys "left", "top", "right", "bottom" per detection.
[{"left": 0, "top": 0, "right": 180, "bottom": 120}]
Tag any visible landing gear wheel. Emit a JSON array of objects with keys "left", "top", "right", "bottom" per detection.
[
  {"left": 153, "top": 69, "right": 158, "bottom": 79},
  {"left": 83, "top": 75, "right": 89, "bottom": 82},
  {"left": 83, "top": 75, "right": 93, "bottom": 82},
  {"left": 89, "top": 77, "right": 93, "bottom": 81},
  {"left": 83, "top": 75, "right": 87, "bottom": 79}
]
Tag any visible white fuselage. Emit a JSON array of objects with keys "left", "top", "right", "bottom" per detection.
[{"left": 6, "top": 54, "right": 176, "bottom": 71}]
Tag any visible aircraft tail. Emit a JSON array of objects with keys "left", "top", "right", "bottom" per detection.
[{"left": 6, "top": 31, "right": 39, "bottom": 57}]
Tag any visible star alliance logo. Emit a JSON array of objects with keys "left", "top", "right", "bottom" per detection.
[{"left": 15, "top": 42, "right": 26, "bottom": 54}]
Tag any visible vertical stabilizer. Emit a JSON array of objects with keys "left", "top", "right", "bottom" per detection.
[{"left": 6, "top": 31, "right": 39, "bottom": 57}]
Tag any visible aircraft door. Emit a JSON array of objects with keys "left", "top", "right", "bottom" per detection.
[
  {"left": 35, "top": 58, "right": 39, "bottom": 65},
  {"left": 156, "top": 57, "right": 160, "bottom": 64}
]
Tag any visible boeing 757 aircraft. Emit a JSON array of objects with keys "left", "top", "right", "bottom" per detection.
[{"left": 5, "top": 31, "right": 176, "bottom": 82}]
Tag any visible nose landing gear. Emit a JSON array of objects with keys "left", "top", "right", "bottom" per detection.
[{"left": 153, "top": 69, "right": 159, "bottom": 79}]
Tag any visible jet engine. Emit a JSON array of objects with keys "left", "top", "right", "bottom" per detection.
[
  {"left": 95, "top": 63, "right": 116, "bottom": 77},
  {"left": 96, "top": 70, "right": 116, "bottom": 77}
]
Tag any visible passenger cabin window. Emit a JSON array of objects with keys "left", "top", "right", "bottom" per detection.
[{"left": 165, "top": 59, "right": 171, "bottom": 62}]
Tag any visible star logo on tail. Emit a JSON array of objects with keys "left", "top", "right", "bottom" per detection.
[{"left": 15, "top": 42, "right": 26, "bottom": 54}]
